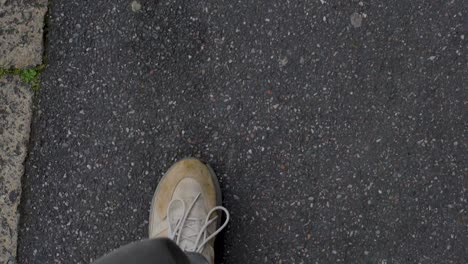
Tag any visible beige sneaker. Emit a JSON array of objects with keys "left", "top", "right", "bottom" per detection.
[{"left": 149, "top": 158, "right": 229, "bottom": 264}]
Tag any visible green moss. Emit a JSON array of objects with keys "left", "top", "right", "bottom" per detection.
[{"left": 0, "top": 65, "right": 45, "bottom": 92}]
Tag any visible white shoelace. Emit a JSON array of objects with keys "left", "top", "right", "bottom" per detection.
[{"left": 166, "top": 193, "right": 230, "bottom": 253}]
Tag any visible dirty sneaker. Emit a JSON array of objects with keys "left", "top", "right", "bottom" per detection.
[{"left": 149, "top": 158, "right": 229, "bottom": 264}]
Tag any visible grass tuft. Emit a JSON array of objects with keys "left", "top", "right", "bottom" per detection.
[{"left": 0, "top": 65, "right": 45, "bottom": 92}]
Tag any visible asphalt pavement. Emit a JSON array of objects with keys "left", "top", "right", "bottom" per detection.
[{"left": 18, "top": 0, "right": 467, "bottom": 263}]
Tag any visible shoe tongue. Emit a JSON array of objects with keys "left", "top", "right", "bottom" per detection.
[{"left": 178, "top": 196, "right": 207, "bottom": 251}]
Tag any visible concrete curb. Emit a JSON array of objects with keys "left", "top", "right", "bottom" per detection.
[
  {"left": 0, "top": 76, "right": 33, "bottom": 263},
  {"left": 0, "top": 0, "right": 47, "bottom": 262},
  {"left": 0, "top": 1, "right": 47, "bottom": 68}
]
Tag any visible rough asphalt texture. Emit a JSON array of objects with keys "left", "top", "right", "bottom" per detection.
[{"left": 18, "top": 0, "right": 467, "bottom": 263}]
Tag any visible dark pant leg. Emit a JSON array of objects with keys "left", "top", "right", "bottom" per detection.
[{"left": 92, "top": 238, "right": 208, "bottom": 264}]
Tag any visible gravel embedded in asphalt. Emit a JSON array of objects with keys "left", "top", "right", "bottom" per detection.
[{"left": 18, "top": 0, "right": 467, "bottom": 263}]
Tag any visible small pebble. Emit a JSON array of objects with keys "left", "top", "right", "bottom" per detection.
[
  {"left": 131, "top": 1, "right": 141, "bottom": 12},
  {"left": 350, "top": 12, "right": 363, "bottom": 28}
]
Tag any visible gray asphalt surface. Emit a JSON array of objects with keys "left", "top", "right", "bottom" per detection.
[{"left": 18, "top": 0, "right": 467, "bottom": 263}]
